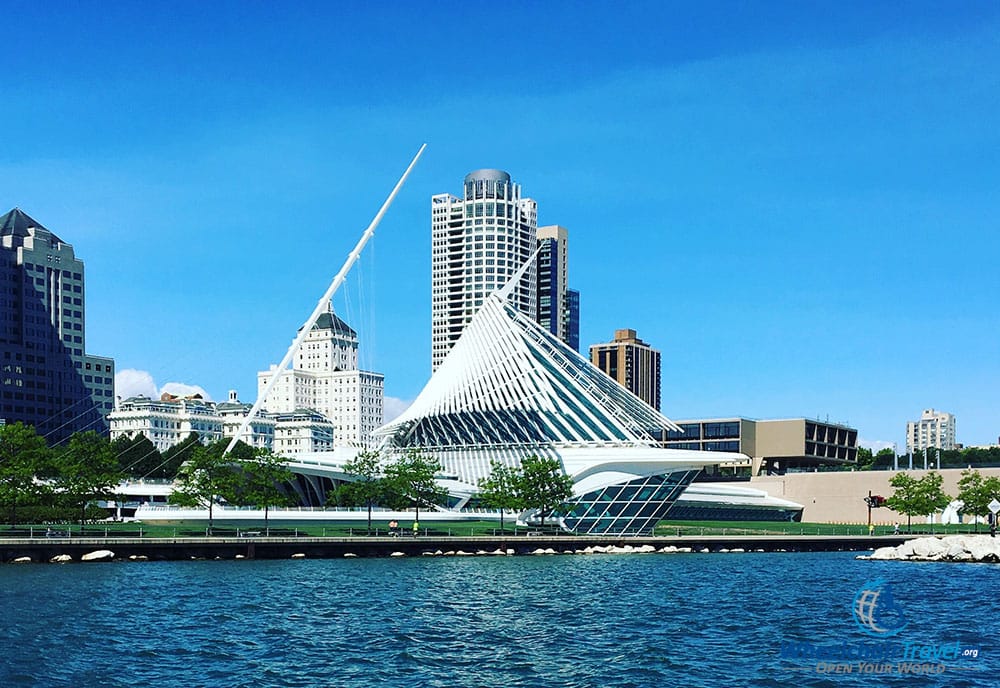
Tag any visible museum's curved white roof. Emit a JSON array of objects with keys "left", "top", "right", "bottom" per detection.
[{"left": 377, "top": 287, "right": 681, "bottom": 449}]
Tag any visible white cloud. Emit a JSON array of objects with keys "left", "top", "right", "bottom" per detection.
[
  {"left": 114, "top": 369, "right": 212, "bottom": 401},
  {"left": 384, "top": 396, "right": 412, "bottom": 423},
  {"left": 160, "top": 382, "right": 212, "bottom": 400},
  {"left": 115, "top": 369, "right": 157, "bottom": 399},
  {"left": 859, "top": 438, "right": 896, "bottom": 452}
]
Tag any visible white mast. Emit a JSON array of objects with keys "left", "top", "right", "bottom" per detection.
[{"left": 225, "top": 144, "right": 426, "bottom": 455}]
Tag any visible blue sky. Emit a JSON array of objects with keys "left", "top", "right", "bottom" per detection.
[{"left": 2, "top": 1, "right": 998, "bottom": 449}]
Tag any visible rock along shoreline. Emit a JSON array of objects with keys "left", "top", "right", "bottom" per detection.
[
  {"left": 1, "top": 533, "right": 904, "bottom": 564},
  {"left": 858, "top": 534, "right": 1000, "bottom": 563}
]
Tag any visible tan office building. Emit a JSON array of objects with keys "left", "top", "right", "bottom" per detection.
[{"left": 590, "top": 328, "right": 661, "bottom": 411}]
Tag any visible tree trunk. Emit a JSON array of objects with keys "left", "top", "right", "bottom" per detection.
[
  {"left": 367, "top": 501, "right": 372, "bottom": 536},
  {"left": 265, "top": 505, "right": 270, "bottom": 536},
  {"left": 209, "top": 499, "right": 214, "bottom": 535}
]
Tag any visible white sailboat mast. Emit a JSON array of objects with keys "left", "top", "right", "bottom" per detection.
[{"left": 225, "top": 144, "right": 426, "bottom": 455}]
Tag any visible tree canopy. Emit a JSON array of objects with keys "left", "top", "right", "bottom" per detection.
[
  {"left": 158, "top": 432, "right": 202, "bottom": 479},
  {"left": 224, "top": 447, "right": 294, "bottom": 532},
  {"left": 339, "top": 449, "right": 387, "bottom": 534},
  {"left": 957, "top": 469, "right": 1000, "bottom": 532},
  {"left": 477, "top": 460, "right": 525, "bottom": 532},
  {"left": 52, "top": 431, "right": 124, "bottom": 524},
  {"left": 0, "top": 422, "right": 51, "bottom": 524},
  {"left": 886, "top": 471, "right": 951, "bottom": 532},
  {"left": 516, "top": 456, "right": 574, "bottom": 528},
  {"left": 383, "top": 449, "right": 448, "bottom": 522},
  {"left": 168, "top": 439, "right": 239, "bottom": 533},
  {"left": 112, "top": 433, "right": 163, "bottom": 479}
]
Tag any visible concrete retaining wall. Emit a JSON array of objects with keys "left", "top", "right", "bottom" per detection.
[{"left": 723, "top": 467, "right": 1000, "bottom": 523}]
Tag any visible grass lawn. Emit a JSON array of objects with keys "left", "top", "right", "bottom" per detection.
[
  {"left": 0, "top": 520, "right": 533, "bottom": 539},
  {"left": 653, "top": 520, "right": 991, "bottom": 537}
]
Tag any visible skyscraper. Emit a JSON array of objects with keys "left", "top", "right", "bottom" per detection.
[
  {"left": 537, "top": 225, "right": 567, "bottom": 338},
  {"left": 0, "top": 208, "right": 115, "bottom": 443},
  {"left": 566, "top": 288, "right": 580, "bottom": 352},
  {"left": 590, "top": 329, "right": 661, "bottom": 411},
  {"left": 431, "top": 169, "right": 537, "bottom": 371}
]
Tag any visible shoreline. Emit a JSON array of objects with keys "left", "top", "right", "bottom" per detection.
[
  {"left": 859, "top": 534, "right": 1000, "bottom": 563},
  {"left": 0, "top": 533, "right": 909, "bottom": 563}
]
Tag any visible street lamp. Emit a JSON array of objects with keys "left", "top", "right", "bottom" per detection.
[{"left": 865, "top": 491, "right": 886, "bottom": 535}]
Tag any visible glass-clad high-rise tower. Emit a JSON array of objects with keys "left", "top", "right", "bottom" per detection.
[
  {"left": 431, "top": 170, "right": 537, "bottom": 372},
  {"left": 0, "top": 208, "right": 115, "bottom": 443}
]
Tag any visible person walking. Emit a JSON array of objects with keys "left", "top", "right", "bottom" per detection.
[{"left": 412, "top": 520, "right": 420, "bottom": 537}]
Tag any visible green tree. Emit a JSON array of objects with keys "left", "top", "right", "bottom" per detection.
[
  {"left": 158, "top": 432, "right": 202, "bottom": 479},
  {"left": 52, "top": 431, "right": 125, "bottom": 525},
  {"left": 886, "top": 471, "right": 951, "bottom": 533},
  {"left": 383, "top": 449, "right": 448, "bottom": 523},
  {"left": 340, "top": 449, "right": 387, "bottom": 535},
  {"left": 856, "top": 447, "right": 874, "bottom": 469},
  {"left": 112, "top": 433, "right": 163, "bottom": 479},
  {"left": 516, "top": 456, "right": 574, "bottom": 529},
  {"left": 867, "top": 448, "right": 897, "bottom": 470},
  {"left": 225, "top": 448, "right": 295, "bottom": 534},
  {"left": 957, "top": 469, "right": 1000, "bottom": 533},
  {"left": 477, "top": 460, "right": 524, "bottom": 532},
  {"left": 0, "top": 422, "right": 51, "bottom": 525},
  {"left": 169, "top": 439, "right": 238, "bottom": 534}
]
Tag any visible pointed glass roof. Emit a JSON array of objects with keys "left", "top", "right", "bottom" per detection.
[{"left": 378, "top": 291, "right": 680, "bottom": 449}]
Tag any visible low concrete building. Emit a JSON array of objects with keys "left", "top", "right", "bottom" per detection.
[{"left": 663, "top": 417, "right": 859, "bottom": 476}]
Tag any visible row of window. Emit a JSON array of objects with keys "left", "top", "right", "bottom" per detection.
[{"left": 22, "top": 264, "right": 82, "bottom": 280}]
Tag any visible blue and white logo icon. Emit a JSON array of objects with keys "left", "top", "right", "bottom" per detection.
[{"left": 852, "top": 578, "right": 908, "bottom": 636}]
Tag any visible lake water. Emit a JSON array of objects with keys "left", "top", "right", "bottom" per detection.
[{"left": 1, "top": 551, "right": 996, "bottom": 687}]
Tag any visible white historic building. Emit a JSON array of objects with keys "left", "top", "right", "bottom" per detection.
[
  {"left": 257, "top": 307, "right": 383, "bottom": 448},
  {"left": 108, "top": 391, "right": 334, "bottom": 454}
]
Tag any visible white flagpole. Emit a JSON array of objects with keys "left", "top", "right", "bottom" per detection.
[{"left": 225, "top": 144, "right": 427, "bottom": 455}]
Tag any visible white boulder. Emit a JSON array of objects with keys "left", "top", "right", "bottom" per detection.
[
  {"left": 870, "top": 547, "right": 900, "bottom": 560},
  {"left": 910, "top": 537, "right": 947, "bottom": 559},
  {"left": 945, "top": 545, "right": 971, "bottom": 561},
  {"left": 81, "top": 550, "right": 114, "bottom": 562}
]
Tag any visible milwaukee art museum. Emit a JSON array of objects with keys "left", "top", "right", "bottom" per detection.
[{"left": 374, "top": 274, "right": 747, "bottom": 535}]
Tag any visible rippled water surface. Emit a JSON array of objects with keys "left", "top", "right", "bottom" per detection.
[{"left": 1, "top": 552, "right": 997, "bottom": 687}]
